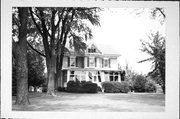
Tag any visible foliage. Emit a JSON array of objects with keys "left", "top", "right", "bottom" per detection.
[
  {"left": 133, "top": 75, "right": 147, "bottom": 92},
  {"left": 27, "top": 47, "right": 46, "bottom": 88},
  {"left": 67, "top": 80, "right": 97, "bottom": 93},
  {"left": 120, "top": 70, "right": 126, "bottom": 81},
  {"left": 138, "top": 32, "right": 165, "bottom": 93},
  {"left": 57, "top": 87, "right": 66, "bottom": 92},
  {"left": 101, "top": 81, "right": 130, "bottom": 93},
  {"left": 42, "top": 86, "right": 47, "bottom": 92},
  {"left": 119, "top": 81, "right": 130, "bottom": 93},
  {"left": 145, "top": 79, "right": 157, "bottom": 93},
  {"left": 12, "top": 46, "right": 46, "bottom": 95}
]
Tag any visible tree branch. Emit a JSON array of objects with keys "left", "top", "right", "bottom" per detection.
[
  {"left": 29, "top": 7, "right": 43, "bottom": 35},
  {"left": 156, "top": 8, "right": 166, "bottom": 18},
  {"left": 27, "top": 41, "right": 46, "bottom": 57},
  {"left": 55, "top": 8, "right": 65, "bottom": 29}
]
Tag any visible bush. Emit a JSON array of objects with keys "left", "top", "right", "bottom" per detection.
[
  {"left": 67, "top": 80, "right": 81, "bottom": 93},
  {"left": 101, "top": 81, "right": 119, "bottom": 93},
  {"left": 66, "top": 80, "right": 97, "bottom": 93},
  {"left": 101, "top": 81, "right": 130, "bottom": 93},
  {"left": 42, "top": 86, "right": 47, "bottom": 92},
  {"left": 57, "top": 87, "right": 66, "bottom": 92},
  {"left": 119, "top": 81, "right": 130, "bottom": 93},
  {"left": 133, "top": 75, "right": 147, "bottom": 92},
  {"left": 82, "top": 83, "right": 98, "bottom": 93},
  {"left": 145, "top": 80, "right": 157, "bottom": 93}
]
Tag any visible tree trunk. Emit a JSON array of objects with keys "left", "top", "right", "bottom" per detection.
[
  {"left": 55, "top": 45, "right": 66, "bottom": 89},
  {"left": 46, "top": 50, "right": 56, "bottom": 96},
  {"left": 15, "top": 45, "right": 30, "bottom": 105},
  {"left": 47, "top": 66, "right": 55, "bottom": 95},
  {"left": 14, "top": 7, "right": 30, "bottom": 105}
]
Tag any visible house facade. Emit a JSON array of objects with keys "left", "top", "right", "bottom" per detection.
[{"left": 58, "top": 42, "right": 122, "bottom": 87}]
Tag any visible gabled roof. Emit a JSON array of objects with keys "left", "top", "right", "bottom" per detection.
[
  {"left": 87, "top": 42, "right": 121, "bottom": 56},
  {"left": 64, "top": 40, "right": 121, "bottom": 57}
]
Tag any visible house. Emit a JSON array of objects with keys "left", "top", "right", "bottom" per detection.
[{"left": 58, "top": 42, "right": 122, "bottom": 87}]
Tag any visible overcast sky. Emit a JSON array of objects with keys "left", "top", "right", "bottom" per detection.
[{"left": 91, "top": 8, "right": 165, "bottom": 75}]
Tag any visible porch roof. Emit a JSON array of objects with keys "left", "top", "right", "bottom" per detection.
[{"left": 62, "top": 68, "right": 121, "bottom": 72}]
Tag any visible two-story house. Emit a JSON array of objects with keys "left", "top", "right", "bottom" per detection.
[{"left": 58, "top": 42, "right": 121, "bottom": 87}]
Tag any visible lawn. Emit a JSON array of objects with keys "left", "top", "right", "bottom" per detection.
[{"left": 12, "top": 92, "right": 165, "bottom": 112}]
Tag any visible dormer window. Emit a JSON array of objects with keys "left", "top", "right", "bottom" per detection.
[{"left": 88, "top": 48, "right": 96, "bottom": 53}]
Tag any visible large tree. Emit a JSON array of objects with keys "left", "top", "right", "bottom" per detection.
[
  {"left": 138, "top": 32, "right": 165, "bottom": 93},
  {"left": 29, "top": 7, "right": 100, "bottom": 95},
  {"left": 12, "top": 8, "right": 30, "bottom": 105}
]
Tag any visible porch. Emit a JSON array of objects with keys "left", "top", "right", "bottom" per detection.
[{"left": 58, "top": 68, "right": 121, "bottom": 88}]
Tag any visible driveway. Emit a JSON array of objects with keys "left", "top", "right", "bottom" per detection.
[{"left": 12, "top": 92, "right": 165, "bottom": 112}]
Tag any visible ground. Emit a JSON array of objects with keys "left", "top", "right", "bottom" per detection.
[{"left": 12, "top": 92, "right": 165, "bottom": 112}]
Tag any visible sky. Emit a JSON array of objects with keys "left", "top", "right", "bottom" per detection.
[{"left": 90, "top": 8, "right": 165, "bottom": 75}]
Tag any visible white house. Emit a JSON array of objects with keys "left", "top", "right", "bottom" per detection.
[{"left": 58, "top": 42, "right": 122, "bottom": 87}]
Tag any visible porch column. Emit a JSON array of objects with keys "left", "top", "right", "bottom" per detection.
[
  {"left": 67, "top": 70, "right": 70, "bottom": 82},
  {"left": 85, "top": 71, "right": 89, "bottom": 81},
  {"left": 101, "top": 72, "right": 105, "bottom": 82},
  {"left": 84, "top": 57, "right": 87, "bottom": 68},
  {"left": 118, "top": 72, "right": 121, "bottom": 82}
]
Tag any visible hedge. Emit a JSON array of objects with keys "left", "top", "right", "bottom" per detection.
[
  {"left": 101, "top": 81, "right": 130, "bottom": 93},
  {"left": 67, "top": 80, "right": 98, "bottom": 93}
]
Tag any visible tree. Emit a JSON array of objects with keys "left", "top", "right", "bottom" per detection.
[
  {"left": 12, "top": 7, "right": 30, "bottom": 105},
  {"left": 29, "top": 7, "right": 100, "bottom": 95},
  {"left": 12, "top": 44, "right": 45, "bottom": 94},
  {"left": 27, "top": 44, "right": 46, "bottom": 89},
  {"left": 138, "top": 32, "right": 165, "bottom": 93}
]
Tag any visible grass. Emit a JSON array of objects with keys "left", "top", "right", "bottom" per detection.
[{"left": 12, "top": 92, "right": 165, "bottom": 112}]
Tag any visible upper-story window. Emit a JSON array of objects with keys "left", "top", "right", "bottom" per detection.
[
  {"left": 76, "top": 57, "right": 84, "bottom": 68},
  {"left": 104, "top": 58, "right": 110, "bottom": 68},
  {"left": 87, "top": 57, "right": 97, "bottom": 67},
  {"left": 70, "top": 57, "right": 76, "bottom": 67},
  {"left": 88, "top": 48, "right": 96, "bottom": 53}
]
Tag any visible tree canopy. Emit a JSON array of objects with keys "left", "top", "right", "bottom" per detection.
[{"left": 138, "top": 32, "right": 165, "bottom": 93}]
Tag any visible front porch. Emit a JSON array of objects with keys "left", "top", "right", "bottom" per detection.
[{"left": 58, "top": 68, "right": 121, "bottom": 88}]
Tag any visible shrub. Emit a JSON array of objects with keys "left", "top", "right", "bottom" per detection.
[
  {"left": 82, "top": 83, "right": 98, "bottom": 93},
  {"left": 101, "top": 81, "right": 130, "bottom": 93},
  {"left": 102, "top": 81, "right": 118, "bottom": 93},
  {"left": 57, "top": 87, "right": 66, "bottom": 92},
  {"left": 67, "top": 80, "right": 81, "bottom": 93},
  {"left": 42, "top": 86, "right": 47, "bottom": 92},
  {"left": 119, "top": 81, "right": 130, "bottom": 93},
  {"left": 66, "top": 80, "right": 97, "bottom": 93},
  {"left": 145, "top": 80, "right": 157, "bottom": 93},
  {"left": 133, "top": 75, "right": 147, "bottom": 92}
]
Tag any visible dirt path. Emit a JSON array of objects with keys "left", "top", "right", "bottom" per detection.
[{"left": 12, "top": 92, "right": 165, "bottom": 112}]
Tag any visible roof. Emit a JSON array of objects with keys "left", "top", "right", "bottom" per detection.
[
  {"left": 64, "top": 41, "right": 121, "bottom": 57},
  {"left": 87, "top": 42, "right": 121, "bottom": 56}
]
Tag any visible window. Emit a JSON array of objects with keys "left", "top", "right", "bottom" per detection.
[
  {"left": 99, "top": 58, "right": 102, "bottom": 68},
  {"left": 109, "top": 72, "right": 119, "bottom": 81},
  {"left": 104, "top": 59, "right": 109, "bottom": 68},
  {"left": 70, "top": 57, "right": 76, "bottom": 67},
  {"left": 89, "top": 57, "right": 95, "bottom": 67},
  {"left": 63, "top": 57, "right": 68, "bottom": 68},
  {"left": 88, "top": 48, "right": 96, "bottom": 53},
  {"left": 70, "top": 71, "right": 86, "bottom": 81},
  {"left": 76, "top": 57, "right": 84, "bottom": 68}
]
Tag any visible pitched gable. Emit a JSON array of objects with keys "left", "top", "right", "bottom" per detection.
[{"left": 86, "top": 43, "right": 102, "bottom": 54}]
